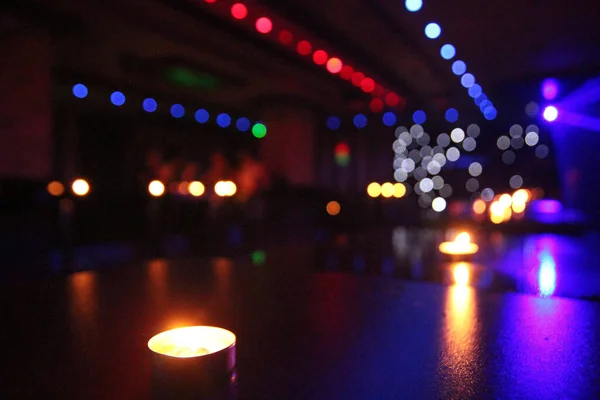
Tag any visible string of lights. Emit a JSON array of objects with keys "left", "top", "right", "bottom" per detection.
[{"left": 71, "top": 83, "right": 268, "bottom": 139}]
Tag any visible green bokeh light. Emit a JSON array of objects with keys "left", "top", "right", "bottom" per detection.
[
  {"left": 251, "top": 250, "right": 267, "bottom": 265},
  {"left": 252, "top": 123, "right": 267, "bottom": 139}
]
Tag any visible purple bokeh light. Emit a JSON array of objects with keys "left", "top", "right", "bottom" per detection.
[{"left": 541, "top": 78, "right": 559, "bottom": 100}]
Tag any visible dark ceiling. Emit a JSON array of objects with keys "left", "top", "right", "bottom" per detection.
[{"left": 5, "top": 0, "right": 600, "bottom": 123}]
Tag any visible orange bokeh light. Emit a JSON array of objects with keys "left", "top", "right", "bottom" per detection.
[
  {"left": 326, "top": 57, "right": 343, "bottom": 74},
  {"left": 47, "top": 181, "right": 65, "bottom": 197}
]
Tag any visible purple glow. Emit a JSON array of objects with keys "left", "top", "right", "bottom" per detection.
[
  {"left": 531, "top": 199, "right": 563, "bottom": 214},
  {"left": 541, "top": 79, "right": 559, "bottom": 100},
  {"left": 543, "top": 106, "right": 558, "bottom": 122}
]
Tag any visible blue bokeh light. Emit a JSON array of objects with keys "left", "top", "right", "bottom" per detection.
[
  {"left": 327, "top": 116, "right": 341, "bottom": 130},
  {"left": 479, "top": 99, "right": 492, "bottom": 111},
  {"left": 142, "top": 98, "right": 157, "bottom": 113},
  {"left": 110, "top": 91, "right": 126, "bottom": 106},
  {"left": 382, "top": 112, "right": 397, "bottom": 127},
  {"left": 451, "top": 60, "right": 467, "bottom": 76},
  {"left": 440, "top": 44, "right": 456, "bottom": 60},
  {"left": 483, "top": 106, "right": 497, "bottom": 120},
  {"left": 461, "top": 73, "right": 476, "bottom": 88},
  {"left": 474, "top": 93, "right": 488, "bottom": 106},
  {"left": 170, "top": 104, "right": 185, "bottom": 118},
  {"left": 405, "top": 0, "right": 423, "bottom": 12},
  {"left": 445, "top": 108, "right": 459, "bottom": 123},
  {"left": 195, "top": 109, "right": 209, "bottom": 123},
  {"left": 217, "top": 113, "right": 232, "bottom": 128},
  {"left": 236, "top": 117, "right": 251, "bottom": 132},
  {"left": 425, "top": 23, "right": 441, "bottom": 39},
  {"left": 413, "top": 110, "right": 427, "bottom": 124},
  {"left": 72, "top": 84, "right": 88, "bottom": 99},
  {"left": 468, "top": 84, "right": 483, "bottom": 98},
  {"left": 353, "top": 114, "right": 368, "bottom": 129}
]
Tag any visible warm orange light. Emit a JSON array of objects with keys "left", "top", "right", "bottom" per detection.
[
  {"left": 381, "top": 182, "right": 394, "bottom": 198},
  {"left": 393, "top": 183, "right": 406, "bottom": 198},
  {"left": 512, "top": 201, "right": 526, "bottom": 214},
  {"left": 326, "top": 57, "right": 343, "bottom": 74},
  {"left": 439, "top": 232, "right": 479, "bottom": 255},
  {"left": 149, "top": 180, "right": 166, "bottom": 197},
  {"left": 499, "top": 194, "right": 512, "bottom": 208},
  {"left": 148, "top": 326, "right": 236, "bottom": 359},
  {"left": 326, "top": 201, "right": 341, "bottom": 216},
  {"left": 472, "top": 199, "right": 486, "bottom": 214},
  {"left": 512, "top": 189, "right": 530, "bottom": 204},
  {"left": 215, "top": 181, "right": 237, "bottom": 197},
  {"left": 72, "top": 179, "right": 90, "bottom": 196},
  {"left": 453, "top": 263, "right": 470, "bottom": 286},
  {"left": 367, "top": 182, "right": 381, "bottom": 198},
  {"left": 47, "top": 181, "right": 65, "bottom": 197},
  {"left": 188, "top": 181, "right": 205, "bottom": 197},
  {"left": 178, "top": 181, "right": 189, "bottom": 195},
  {"left": 490, "top": 200, "right": 509, "bottom": 224}
]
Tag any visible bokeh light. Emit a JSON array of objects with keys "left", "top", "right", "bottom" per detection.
[
  {"left": 451, "top": 128, "right": 465, "bottom": 143},
  {"left": 327, "top": 116, "right": 341, "bottom": 130},
  {"left": 195, "top": 109, "right": 209, "bottom": 123},
  {"left": 461, "top": 73, "right": 475, "bottom": 88},
  {"left": 360, "top": 78, "right": 375, "bottom": 93},
  {"left": 47, "top": 181, "right": 65, "bottom": 197},
  {"left": 393, "top": 183, "right": 406, "bottom": 198},
  {"left": 231, "top": 3, "right": 248, "bottom": 19},
  {"left": 473, "top": 199, "right": 486, "bottom": 214},
  {"left": 440, "top": 44, "right": 456, "bottom": 60},
  {"left": 297, "top": 40, "right": 312, "bottom": 55},
  {"left": 536, "top": 144, "right": 549, "bottom": 159},
  {"left": 541, "top": 78, "right": 559, "bottom": 100},
  {"left": 543, "top": 106, "right": 558, "bottom": 122},
  {"left": 72, "top": 179, "right": 90, "bottom": 196},
  {"left": 72, "top": 84, "right": 88, "bottom": 99},
  {"left": 252, "top": 123, "right": 267, "bottom": 138},
  {"left": 425, "top": 23, "right": 441, "bottom": 39},
  {"left": 353, "top": 114, "right": 368, "bottom": 129},
  {"left": 236, "top": 117, "right": 251, "bottom": 132},
  {"left": 326, "top": 57, "right": 343, "bottom": 74},
  {"left": 382, "top": 112, "right": 397, "bottom": 126},
  {"left": 432, "top": 197, "right": 446, "bottom": 212},
  {"left": 326, "top": 201, "right": 341, "bottom": 216},
  {"left": 525, "top": 101, "right": 540, "bottom": 117},
  {"left": 413, "top": 110, "right": 426, "bottom": 124},
  {"left": 445, "top": 108, "right": 459, "bottom": 123},
  {"left": 110, "top": 91, "right": 126, "bottom": 106},
  {"left": 405, "top": 0, "right": 423, "bottom": 12},
  {"left": 215, "top": 181, "right": 237, "bottom": 197},
  {"left": 216, "top": 113, "right": 232, "bottom": 128},
  {"left": 278, "top": 30, "right": 293, "bottom": 45},
  {"left": 188, "top": 181, "right": 205, "bottom": 197},
  {"left": 255, "top": 17, "right": 273, "bottom": 34},
  {"left": 367, "top": 182, "right": 382, "bottom": 198},
  {"left": 451, "top": 60, "right": 467, "bottom": 75},
  {"left": 381, "top": 182, "right": 395, "bottom": 198},
  {"left": 468, "top": 84, "right": 482, "bottom": 98},
  {"left": 170, "top": 104, "right": 185, "bottom": 118},
  {"left": 313, "top": 50, "right": 328, "bottom": 65},
  {"left": 148, "top": 180, "right": 165, "bottom": 197},
  {"left": 143, "top": 98, "right": 158, "bottom": 113}
]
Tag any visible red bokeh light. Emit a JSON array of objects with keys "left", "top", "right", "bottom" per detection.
[
  {"left": 326, "top": 57, "right": 343, "bottom": 74},
  {"left": 313, "top": 50, "right": 328, "bottom": 65},
  {"left": 340, "top": 65, "right": 354, "bottom": 80},
  {"left": 360, "top": 78, "right": 375, "bottom": 93},
  {"left": 255, "top": 17, "right": 273, "bottom": 34},
  {"left": 278, "top": 30, "right": 293, "bottom": 45},
  {"left": 231, "top": 3, "right": 248, "bottom": 19},
  {"left": 351, "top": 72, "right": 365, "bottom": 87},
  {"left": 205, "top": 0, "right": 216, "bottom": 3},
  {"left": 384, "top": 92, "right": 400, "bottom": 107},
  {"left": 369, "top": 98, "right": 384, "bottom": 113},
  {"left": 334, "top": 142, "right": 350, "bottom": 155},
  {"left": 373, "top": 84, "right": 385, "bottom": 97},
  {"left": 297, "top": 40, "right": 312, "bottom": 56}
]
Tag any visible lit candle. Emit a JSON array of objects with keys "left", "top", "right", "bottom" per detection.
[
  {"left": 439, "top": 232, "right": 479, "bottom": 257},
  {"left": 148, "top": 326, "right": 237, "bottom": 399}
]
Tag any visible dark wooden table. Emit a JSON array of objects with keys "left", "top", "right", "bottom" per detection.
[{"left": 2, "top": 247, "right": 600, "bottom": 399}]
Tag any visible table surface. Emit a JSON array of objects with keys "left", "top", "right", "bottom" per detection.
[{"left": 2, "top": 246, "right": 600, "bottom": 399}]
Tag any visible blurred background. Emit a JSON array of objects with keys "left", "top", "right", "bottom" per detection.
[{"left": 1, "top": 0, "right": 600, "bottom": 299}]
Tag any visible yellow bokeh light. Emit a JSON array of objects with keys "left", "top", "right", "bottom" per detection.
[
  {"left": 381, "top": 182, "right": 394, "bottom": 198},
  {"left": 393, "top": 183, "right": 406, "bottom": 198},
  {"left": 512, "top": 201, "right": 526, "bottom": 213},
  {"left": 148, "top": 326, "right": 236, "bottom": 359},
  {"left": 453, "top": 263, "right": 470, "bottom": 286},
  {"left": 188, "top": 181, "right": 205, "bottom": 197},
  {"left": 499, "top": 194, "right": 512, "bottom": 208},
  {"left": 367, "top": 182, "right": 381, "bottom": 198},
  {"left": 72, "top": 179, "right": 90, "bottom": 196},
  {"left": 472, "top": 199, "right": 486, "bottom": 214},
  {"left": 512, "top": 189, "right": 530, "bottom": 204},
  {"left": 326, "top": 201, "right": 341, "bottom": 216},
  {"left": 148, "top": 180, "right": 165, "bottom": 197},
  {"left": 215, "top": 181, "right": 237, "bottom": 197},
  {"left": 456, "top": 232, "right": 471, "bottom": 245},
  {"left": 47, "top": 181, "right": 65, "bottom": 197},
  {"left": 439, "top": 232, "right": 479, "bottom": 255}
]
